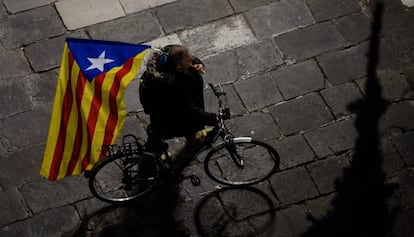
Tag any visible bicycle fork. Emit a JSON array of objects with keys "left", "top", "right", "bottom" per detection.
[{"left": 224, "top": 142, "right": 244, "bottom": 169}]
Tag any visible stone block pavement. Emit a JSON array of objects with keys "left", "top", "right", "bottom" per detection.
[{"left": 0, "top": 0, "right": 414, "bottom": 236}]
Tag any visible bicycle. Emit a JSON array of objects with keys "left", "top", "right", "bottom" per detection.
[{"left": 88, "top": 83, "right": 280, "bottom": 203}]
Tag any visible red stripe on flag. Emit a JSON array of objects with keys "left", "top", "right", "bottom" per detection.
[
  {"left": 49, "top": 53, "right": 75, "bottom": 180},
  {"left": 65, "top": 72, "right": 87, "bottom": 176},
  {"left": 99, "top": 58, "right": 134, "bottom": 159},
  {"left": 81, "top": 73, "right": 105, "bottom": 170}
]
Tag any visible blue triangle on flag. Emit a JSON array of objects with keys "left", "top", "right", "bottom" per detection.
[{"left": 66, "top": 38, "right": 150, "bottom": 82}]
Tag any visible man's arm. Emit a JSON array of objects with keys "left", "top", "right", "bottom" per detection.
[
  {"left": 189, "top": 103, "right": 217, "bottom": 126},
  {"left": 192, "top": 56, "right": 205, "bottom": 74}
]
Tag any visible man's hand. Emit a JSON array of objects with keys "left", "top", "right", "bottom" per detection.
[
  {"left": 195, "top": 127, "right": 214, "bottom": 140},
  {"left": 220, "top": 108, "right": 231, "bottom": 120},
  {"left": 193, "top": 64, "right": 205, "bottom": 74}
]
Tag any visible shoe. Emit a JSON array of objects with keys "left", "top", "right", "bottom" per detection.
[{"left": 160, "top": 151, "right": 172, "bottom": 161}]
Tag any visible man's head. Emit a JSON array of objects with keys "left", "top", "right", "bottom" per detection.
[
  {"left": 155, "top": 45, "right": 192, "bottom": 72},
  {"left": 168, "top": 45, "right": 192, "bottom": 71}
]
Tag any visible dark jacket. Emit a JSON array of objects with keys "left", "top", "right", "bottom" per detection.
[{"left": 139, "top": 48, "right": 216, "bottom": 137}]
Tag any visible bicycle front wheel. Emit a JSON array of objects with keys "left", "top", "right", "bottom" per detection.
[
  {"left": 204, "top": 139, "right": 280, "bottom": 186},
  {"left": 89, "top": 152, "right": 162, "bottom": 203}
]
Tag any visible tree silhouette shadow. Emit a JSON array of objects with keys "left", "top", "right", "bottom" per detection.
[{"left": 302, "top": 2, "right": 398, "bottom": 236}]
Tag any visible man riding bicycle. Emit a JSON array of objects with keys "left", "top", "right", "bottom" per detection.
[{"left": 139, "top": 45, "right": 218, "bottom": 155}]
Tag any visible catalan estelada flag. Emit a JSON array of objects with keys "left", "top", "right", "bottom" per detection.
[{"left": 41, "top": 38, "right": 150, "bottom": 180}]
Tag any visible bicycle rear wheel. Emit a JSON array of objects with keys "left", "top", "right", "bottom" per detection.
[
  {"left": 204, "top": 139, "right": 280, "bottom": 186},
  {"left": 89, "top": 152, "right": 162, "bottom": 203}
]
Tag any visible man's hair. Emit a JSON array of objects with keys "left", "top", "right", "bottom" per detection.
[{"left": 166, "top": 45, "right": 190, "bottom": 68}]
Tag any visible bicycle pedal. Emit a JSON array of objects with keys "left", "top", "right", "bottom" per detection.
[
  {"left": 160, "top": 152, "right": 172, "bottom": 161},
  {"left": 190, "top": 175, "right": 201, "bottom": 186},
  {"left": 84, "top": 170, "right": 91, "bottom": 178}
]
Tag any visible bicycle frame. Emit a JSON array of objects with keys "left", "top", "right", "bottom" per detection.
[
  {"left": 164, "top": 83, "right": 251, "bottom": 171},
  {"left": 205, "top": 83, "right": 253, "bottom": 168}
]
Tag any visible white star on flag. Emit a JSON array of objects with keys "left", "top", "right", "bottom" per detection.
[{"left": 86, "top": 51, "right": 115, "bottom": 72}]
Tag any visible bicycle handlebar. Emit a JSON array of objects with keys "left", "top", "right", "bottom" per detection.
[
  {"left": 208, "top": 83, "right": 226, "bottom": 98},
  {"left": 208, "top": 83, "right": 231, "bottom": 121}
]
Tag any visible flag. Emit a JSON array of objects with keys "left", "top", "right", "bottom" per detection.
[{"left": 41, "top": 38, "right": 150, "bottom": 180}]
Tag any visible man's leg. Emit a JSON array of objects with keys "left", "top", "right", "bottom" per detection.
[{"left": 145, "top": 124, "right": 168, "bottom": 154}]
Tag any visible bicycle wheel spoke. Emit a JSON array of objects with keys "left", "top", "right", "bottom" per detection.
[
  {"left": 205, "top": 140, "right": 279, "bottom": 185},
  {"left": 94, "top": 161, "right": 124, "bottom": 189},
  {"left": 89, "top": 153, "right": 162, "bottom": 203}
]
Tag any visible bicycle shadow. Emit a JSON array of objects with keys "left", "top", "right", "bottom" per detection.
[
  {"left": 302, "top": 2, "right": 398, "bottom": 236},
  {"left": 74, "top": 181, "right": 190, "bottom": 237},
  {"left": 194, "top": 186, "right": 276, "bottom": 237}
]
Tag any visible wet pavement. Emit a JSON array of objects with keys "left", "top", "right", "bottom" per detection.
[{"left": 0, "top": 0, "right": 414, "bottom": 236}]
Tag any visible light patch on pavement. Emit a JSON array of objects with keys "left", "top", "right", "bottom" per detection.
[
  {"left": 3, "top": 0, "right": 55, "bottom": 13},
  {"left": 179, "top": 15, "right": 257, "bottom": 59},
  {"left": 401, "top": 0, "right": 414, "bottom": 7},
  {"left": 120, "top": 0, "right": 178, "bottom": 14},
  {"left": 56, "top": 0, "right": 125, "bottom": 30},
  {"left": 148, "top": 34, "right": 182, "bottom": 48}
]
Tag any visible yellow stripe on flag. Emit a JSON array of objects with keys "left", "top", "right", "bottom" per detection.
[
  {"left": 73, "top": 65, "right": 95, "bottom": 175},
  {"left": 56, "top": 62, "right": 81, "bottom": 179},
  {"left": 111, "top": 50, "right": 149, "bottom": 145},
  {"left": 41, "top": 44, "right": 70, "bottom": 179},
  {"left": 87, "top": 65, "right": 117, "bottom": 171}
]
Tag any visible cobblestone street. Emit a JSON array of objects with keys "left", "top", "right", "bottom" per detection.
[{"left": 0, "top": 0, "right": 413, "bottom": 236}]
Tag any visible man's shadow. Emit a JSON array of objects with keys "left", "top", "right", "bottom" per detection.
[
  {"left": 74, "top": 181, "right": 189, "bottom": 237},
  {"left": 303, "top": 2, "right": 398, "bottom": 236}
]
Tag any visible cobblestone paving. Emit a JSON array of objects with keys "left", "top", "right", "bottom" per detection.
[{"left": 0, "top": 0, "right": 413, "bottom": 236}]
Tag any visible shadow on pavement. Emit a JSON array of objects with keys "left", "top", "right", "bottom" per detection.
[
  {"left": 194, "top": 186, "right": 276, "bottom": 237},
  {"left": 74, "top": 182, "right": 189, "bottom": 237},
  {"left": 303, "top": 2, "right": 398, "bottom": 236}
]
